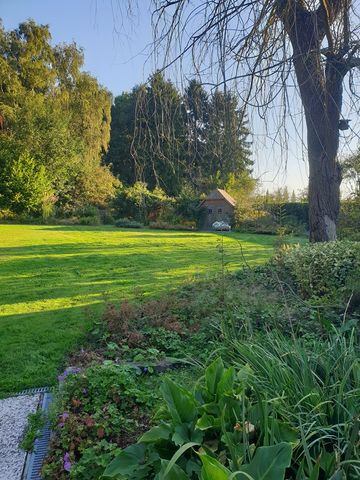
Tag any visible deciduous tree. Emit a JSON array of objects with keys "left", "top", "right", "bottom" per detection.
[{"left": 151, "top": 0, "right": 360, "bottom": 241}]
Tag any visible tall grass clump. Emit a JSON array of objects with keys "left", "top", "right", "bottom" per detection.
[{"left": 222, "top": 329, "right": 360, "bottom": 479}]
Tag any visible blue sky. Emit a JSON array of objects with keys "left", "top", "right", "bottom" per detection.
[
  {"left": 1, "top": 0, "right": 153, "bottom": 95},
  {"left": 1, "top": 0, "right": 312, "bottom": 193}
]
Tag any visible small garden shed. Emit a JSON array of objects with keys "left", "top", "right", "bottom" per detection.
[{"left": 200, "top": 189, "right": 236, "bottom": 230}]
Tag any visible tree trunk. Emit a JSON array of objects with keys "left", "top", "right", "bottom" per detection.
[
  {"left": 307, "top": 129, "right": 341, "bottom": 242},
  {"left": 281, "top": 6, "right": 345, "bottom": 241},
  {"left": 302, "top": 57, "right": 344, "bottom": 241}
]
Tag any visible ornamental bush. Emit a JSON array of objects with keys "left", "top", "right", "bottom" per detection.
[
  {"left": 276, "top": 241, "right": 360, "bottom": 298},
  {"left": 115, "top": 218, "right": 144, "bottom": 229}
]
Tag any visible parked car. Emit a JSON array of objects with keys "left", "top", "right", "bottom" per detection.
[{"left": 212, "top": 221, "right": 231, "bottom": 231}]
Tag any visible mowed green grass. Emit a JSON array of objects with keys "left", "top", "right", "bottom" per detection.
[{"left": 0, "top": 225, "right": 276, "bottom": 395}]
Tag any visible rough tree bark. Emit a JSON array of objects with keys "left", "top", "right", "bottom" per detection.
[{"left": 278, "top": 0, "right": 349, "bottom": 241}]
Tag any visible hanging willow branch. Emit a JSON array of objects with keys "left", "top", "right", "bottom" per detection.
[{"left": 145, "top": 0, "right": 360, "bottom": 241}]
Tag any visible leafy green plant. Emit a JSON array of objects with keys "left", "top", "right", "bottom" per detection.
[
  {"left": 103, "top": 357, "right": 294, "bottom": 479},
  {"left": 115, "top": 217, "right": 144, "bottom": 228},
  {"left": 103, "top": 325, "right": 360, "bottom": 480},
  {"left": 20, "top": 409, "right": 45, "bottom": 451},
  {"left": 222, "top": 330, "right": 360, "bottom": 480},
  {"left": 275, "top": 241, "right": 360, "bottom": 298}
]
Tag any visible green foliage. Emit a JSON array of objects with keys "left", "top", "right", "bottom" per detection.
[
  {"left": 42, "top": 362, "right": 200, "bottom": 480},
  {"left": 103, "top": 327, "right": 359, "bottom": 480},
  {"left": 221, "top": 331, "right": 360, "bottom": 479},
  {"left": 172, "top": 185, "right": 205, "bottom": 226},
  {"left": 149, "top": 221, "right": 195, "bottom": 231},
  {"left": 275, "top": 241, "right": 359, "bottom": 297},
  {"left": 42, "top": 363, "right": 156, "bottom": 479},
  {"left": 0, "top": 20, "right": 115, "bottom": 215},
  {"left": 342, "top": 152, "right": 360, "bottom": 198},
  {"left": 339, "top": 200, "right": 360, "bottom": 240},
  {"left": 0, "top": 149, "right": 51, "bottom": 214},
  {"left": 237, "top": 202, "right": 308, "bottom": 236},
  {"left": 105, "top": 74, "right": 252, "bottom": 197},
  {"left": 20, "top": 409, "right": 45, "bottom": 451},
  {"left": 112, "top": 182, "right": 172, "bottom": 223},
  {"left": 112, "top": 182, "right": 205, "bottom": 228},
  {"left": 103, "top": 357, "right": 295, "bottom": 479},
  {"left": 115, "top": 218, "right": 144, "bottom": 229}
]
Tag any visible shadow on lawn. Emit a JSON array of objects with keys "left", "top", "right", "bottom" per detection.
[
  {"left": 0, "top": 303, "right": 97, "bottom": 395},
  {"left": 37, "top": 226, "right": 278, "bottom": 243},
  {"left": 39, "top": 225, "right": 205, "bottom": 237},
  {"left": 0, "top": 231, "right": 276, "bottom": 395}
]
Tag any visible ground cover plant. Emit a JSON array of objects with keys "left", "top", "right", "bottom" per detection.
[
  {"left": 0, "top": 224, "right": 276, "bottom": 395},
  {"left": 41, "top": 364, "right": 202, "bottom": 479}
]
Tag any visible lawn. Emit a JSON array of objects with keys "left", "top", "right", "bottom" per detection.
[{"left": 0, "top": 225, "right": 276, "bottom": 395}]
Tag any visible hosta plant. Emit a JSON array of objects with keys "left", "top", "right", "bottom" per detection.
[{"left": 103, "top": 358, "right": 293, "bottom": 479}]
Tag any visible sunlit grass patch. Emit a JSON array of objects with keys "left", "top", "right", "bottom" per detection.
[{"left": 0, "top": 224, "right": 278, "bottom": 395}]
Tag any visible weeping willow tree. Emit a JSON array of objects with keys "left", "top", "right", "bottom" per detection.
[
  {"left": 123, "top": 72, "right": 252, "bottom": 195},
  {"left": 149, "top": 0, "right": 360, "bottom": 241}
]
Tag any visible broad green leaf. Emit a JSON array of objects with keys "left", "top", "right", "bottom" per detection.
[
  {"left": 309, "top": 457, "right": 320, "bottom": 480},
  {"left": 156, "top": 459, "right": 189, "bottom": 480},
  {"left": 139, "top": 423, "right": 172, "bottom": 443},
  {"left": 319, "top": 451, "right": 336, "bottom": 477},
  {"left": 237, "top": 442, "right": 292, "bottom": 480},
  {"left": 103, "top": 444, "right": 146, "bottom": 477},
  {"left": 164, "top": 442, "right": 199, "bottom": 476},
  {"left": 200, "top": 453, "right": 232, "bottom": 480},
  {"left": 237, "top": 364, "right": 253, "bottom": 385},
  {"left": 205, "top": 358, "right": 224, "bottom": 396},
  {"left": 202, "top": 401, "right": 221, "bottom": 415},
  {"left": 269, "top": 418, "right": 299, "bottom": 444},
  {"left": 172, "top": 423, "right": 203, "bottom": 446},
  {"left": 172, "top": 424, "right": 191, "bottom": 445},
  {"left": 186, "top": 459, "right": 202, "bottom": 476},
  {"left": 217, "top": 367, "right": 235, "bottom": 396},
  {"left": 161, "top": 378, "right": 197, "bottom": 424},
  {"left": 197, "top": 413, "right": 221, "bottom": 430}
]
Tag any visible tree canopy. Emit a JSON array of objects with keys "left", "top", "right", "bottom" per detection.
[
  {"left": 0, "top": 19, "right": 116, "bottom": 216},
  {"left": 106, "top": 72, "right": 252, "bottom": 196}
]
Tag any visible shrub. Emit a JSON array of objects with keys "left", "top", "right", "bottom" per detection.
[
  {"left": 339, "top": 199, "right": 360, "bottom": 240},
  {"left": 78, "top": 215, "right": 101, "bottom": 226},
  {"left": 223, "top": 331, "right": 360, "bottom": 480},
  {"left": 101, "top": 209, "right": 116, "bottom": 225},
  {"left": 238, "top": 212, "right": 306, "bottom": 236},
  {"left": 112, "top": 182, "right": 173, "bottom": 223},
  {"left": 42, "top": 363, "right": 157, "bottom": 480},
  {"left": 115, "top": 218, "right": 144, "bottom": 229},
  {"left": 148, "top": 221, "right": 195, "bottom": 231},
  {"left": 0, "top": 208, "right": 16, "bottom": 221},
  {"left": 0, "top": 150, "right": 51, "bottom": 215},
  {"left": 275, "top": 241, "right": 360, "bottom": 297},
  {"left": 104, "top": 357, "right": 294, "bottom": 479}
]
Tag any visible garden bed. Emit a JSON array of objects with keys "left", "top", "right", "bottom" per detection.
[{"left": 40, "top": 241, "right": 360, "bottom": 478}]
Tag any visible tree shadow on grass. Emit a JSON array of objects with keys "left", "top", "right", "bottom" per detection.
[{"left": 0, "top": 303, "right": 100, "bottom": 396}]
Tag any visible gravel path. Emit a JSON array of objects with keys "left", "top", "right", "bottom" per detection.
[{"left": 0, "top": 394, "right": 40, "bottom": 480}]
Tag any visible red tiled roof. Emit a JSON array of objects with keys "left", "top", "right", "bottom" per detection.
[{"left": 201, "top": 188, "right": 236, "bottom": 207}]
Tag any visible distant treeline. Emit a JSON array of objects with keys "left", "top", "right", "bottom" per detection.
[{"left": 0, "top": 20, "right": 253, "bottom": 219}]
